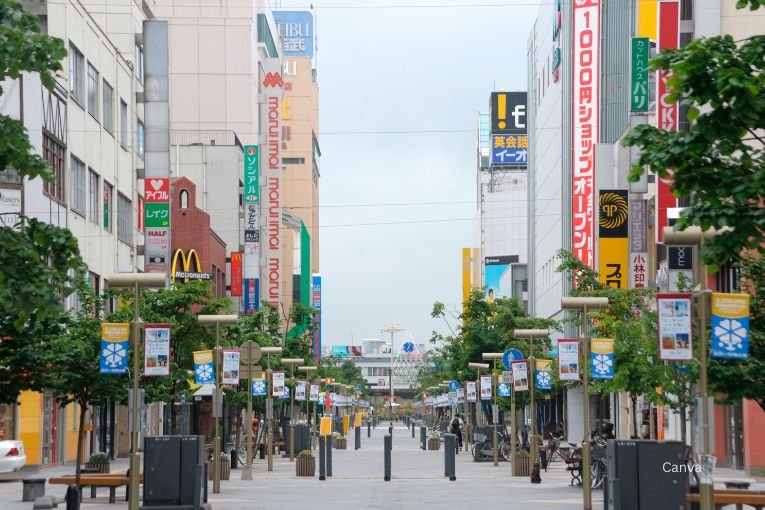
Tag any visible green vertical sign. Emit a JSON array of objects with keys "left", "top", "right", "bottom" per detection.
[
  {"left": 631, "top": 37, "right": 649, "bottom": 111},
  {"left": 243, "top": 145, "right": 259, "bottom": 204}
]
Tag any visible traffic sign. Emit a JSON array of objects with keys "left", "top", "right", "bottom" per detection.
[
  {"left": 448, "top": 380, "right": 460, "bottom": 392},
  {"left": 241, "top": 364, "right": 263, "bottom": 381},
  {"left": 502, "top": 348, "right": 524, "bottom": 370},
  {"left": 240, "top": 340, "right": 262, "bottom": 363}
]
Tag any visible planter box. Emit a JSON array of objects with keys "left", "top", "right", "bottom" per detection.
[
  {"left": 84, "top": 463, "right": 110, "bottom": 473},
  {"left": 427, "top": 438, "right": 440, "bottom": 451},
  {"left": 333, "top": 439, "right": 347, "bottom": 450},
  {"left": 513, "top": 454, "right": 530, "bottom": 476},
  {"left": 296, "top": 456, "right": 316, "bottom": 477}
]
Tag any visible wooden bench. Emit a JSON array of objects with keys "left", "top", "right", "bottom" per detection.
[
  {"left": 687, "top": 490, "right": 765, "bottom": 510},
  {"left": 49, "top": 474, "right": 138, "bottom": 504}
]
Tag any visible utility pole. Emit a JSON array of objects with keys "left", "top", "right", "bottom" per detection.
[{"left": 381, "top": 324, "right": 403, "bottom": 427}]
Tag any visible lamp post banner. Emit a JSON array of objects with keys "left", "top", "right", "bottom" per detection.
[
  {"left": 591, "top": 338, "right": 615, "bottom": 379},
  {"left": 143, "top": 324, "right": 171, "bottom": 376},
  {"left": 466, "top": 381, "right": 477, "bottom": 402},
  {"left": 272, "top": 371, "right": 286, "bottom": 397},
  {"left": 295, "top": 380, "right": 307, "bottom": 401},
  {"left": 512, "top": 360, "right": 529, "bottom": 392},
  {"left": 221, "top": 350, "right": 241, "bottom": 385},
  {"left": 100, "top": 323, "right": 131, "bottom": 374},
  {"left": 480, "top": 374, "right": 493, "bottom": 400},
  {"left": 535, "top": 360, "right": 553, "bottom": 390},
  {"left": 310, "top": 384, "right": 320, "bottom": 401},
  {"left": 193, "top": 350, "right": 215, "bottom": 384},
  {"left": 657, "top": 293, "right": 693, "bottom": 361},
  {"left": 557, "top": 339, "right": 580, "bottom": 381},
  {"left": 711, "top": 293, "right": 750, "bottom": 359}
]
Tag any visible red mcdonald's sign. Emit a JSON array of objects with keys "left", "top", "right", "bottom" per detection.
[{"left": 230, "top": 252, "right": 243, "bottom": 296}]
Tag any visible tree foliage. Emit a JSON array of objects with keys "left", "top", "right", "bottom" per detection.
[{"left": 623, "top": 29, "right": 765, "bottom": 269}]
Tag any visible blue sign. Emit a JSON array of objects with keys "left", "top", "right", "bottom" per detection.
[
  {"left": 591, "top": 339, "right": 615, "bottom": 380},
  {"left": 711, "top": 293, "right": 750, "bottom": 359},
  {"left": 274, "top": 11, "right": 314, "bottom": 57},
  {"left": 403, "top": 341, "right": 415, "bottom": 353},
  {"left": 244, "top": 278, "right": 259, "bottom": 314},
  {"left": 252, "top": 379, "right": 267, "bottom": 396},
  {"left": 312, "top": 274, "right": 322, "bottom": 362},
  {"left": 502, "top": 349, "right": 524, "bottom": 370},
  {"left": 448, "top": 380, "right": 460, "bottom": 392},
  {"left": 497, "top": 382, "right": 511, "bottom": 397},
  {"left": 491, "top": 135, "right": 528, "bottom": 165},
  {"left": 279, "top": 387, "right": 291, "bottom": 400},
  {"left": 536, "top": 370, "right": 552, "bottom": 390},
  {"left": 99, "top": 338, "right": 129, "bottom": 374}
]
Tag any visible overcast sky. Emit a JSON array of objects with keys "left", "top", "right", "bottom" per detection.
[{"left": 280, "top": 0, "right": 539, "bottom": 350}]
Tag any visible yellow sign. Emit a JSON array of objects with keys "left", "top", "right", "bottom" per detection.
[
  {"left": 193, "top": 350, "right": 213, "bottom": 365},
  {"left": 536, "top": 359, "right": 552, "bottom": 372},
  {"left": 637, "top": 0, "right": 658, "bottom": 40},
  {"left": 354, "top": 413, "right": 362, "bottom": 427},
  {"left": 171, "top": 248, "right": 211, "bottom": 282},
  {"left": 462, "top": 247, "right": 471, "bottom": 311},
  {"left": 599, "top": 237, "right": 629, "bottom": 289},
  {"left": 343, "top": 415, "right": 350, "bottom": 434},
  {"left": 320, "top": 417, "right": 332, "bottom": 436},
  {"left": 591, "top": 338, "right": 614, "bottom": 355}
]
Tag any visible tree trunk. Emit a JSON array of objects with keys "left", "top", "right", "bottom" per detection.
[
  {"left": 75, "top": 400, "right": 88, "bottom": 510},
  {"left": 631, "top": 394, "right": 639, "bottom": 438},
  {"left": 680, "top": 397, "right": 687, "bottom": 445}
]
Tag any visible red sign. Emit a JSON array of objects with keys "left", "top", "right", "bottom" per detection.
[
  {"left": 137, "top": 197, "right": 144, "bottom": 232},
  {"left": 572, "top": 0, "right": 600, "bottom": 268},
  {"left": 230, "top": 252, "right": 243, "bottom": 297},
  {"left": 144, "top": 178, "right": 170, "bottom": 203},
  {"left": 656, "top": 1, "right": 679, "bottom": 242},
  {"left": 262, "top": 72, "right": 283, "bottom": 88}
]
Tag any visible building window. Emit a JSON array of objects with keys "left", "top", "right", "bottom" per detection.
[
  {"left": 135, "top": 44, "right": 144, "bottom": 84},
  {"left": 70, "top": 155, "right": 86, "bottom": 216},
  {"left": 69, "top": 42, "right": 84, "bottom": 105},
  {"left": 102, "top": 80, "right": 114, "bottom": 133},
  {"left": 180, "top": 190, "right": 189, "bottom": 209},
  {"left": 87, "top": 63, "right": 99, "bottom": 121},
  {"left": 103, "top": 181, "right": 113, "bottom": 232},
  {"left": 88, "top": 271, "right": 100, "bottom": 295},
  {"left": 120, "top": 99, "right": 128, "bottom": 148},
  {"left": 257, "top": 14, "right": 279, "bottom": 58},
  {"left": 42, "top": 132, "right": 66, "bottom": 203},
  {"left": 117, "top": 192, "right": 132, "bottom": 245},
  {"left": 136, "top": 121, "right": 144, "bottom": 159},
  {"left": 88, "top": 169, "right": 99, "bottom": 224}
]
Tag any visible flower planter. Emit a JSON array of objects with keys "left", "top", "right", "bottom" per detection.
[
  {"left": 513, "top": 454, "right": 530, "bottom": 476},
  {"left": 427, "top": 438, "right": 440, "bottom": 451},
  {"left": 84, "top": 463, "right": 110, "bottom": 473},
  {"left": 296, "top": 456, "right": 316, "bottom": 477},
  {"left": 333, "top": 438, "right": 347, "bottom": 450}
]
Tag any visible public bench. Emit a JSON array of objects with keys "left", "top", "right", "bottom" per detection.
[
  {"left": 48, "top": 473, "right": 142, "bottom": 504},
  {"left": 687, "top": 489, "right": 765, "bottom": 510},
  {"left": 565, "top": 456, "right": 582, "bottom": 486}
]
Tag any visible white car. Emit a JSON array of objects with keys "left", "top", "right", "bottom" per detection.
[{"left": 0, "top": 440, "right": 26, "bottom": 474}]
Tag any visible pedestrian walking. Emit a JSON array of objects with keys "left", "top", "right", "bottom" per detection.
[{"left": 450, "top": 414, "right": 464, "bottom": 452}]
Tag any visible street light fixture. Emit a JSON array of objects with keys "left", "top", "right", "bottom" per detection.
[
  {"left": 106, "top": 272, "right": 166, "bottom": 510},
  {"left": 561, "top": 296, "right": 609, "bottom": 510},
  {"left": 298, "top": 366, "right": 317, "bottom": 444},
  {"left": 197, "top": 314, "right": 238, "bottom": 494},
  {"left": 482, "top": 352, "right": 503, "bottom": 467},
  {"left": 514, "top": 329, "right": 550, "bottom": 484},
  {"left": 382, "top": 324, "right": 403, "bottom": 429},
  {"left": 281, "top": 358, "right": 304, "bottom": 462},
  {"left": 663, "top": 225, "right": 718, "bottom": 510},
  {"left": 261, "top": 346, "right": 282, "bottom": 471}
]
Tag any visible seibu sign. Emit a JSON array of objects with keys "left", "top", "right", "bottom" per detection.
[
  {"left": 572, "top": 0, "right": 600, "bottom": 269},
  {"left": 262, "top": 60, "right": 283, "bottom": 308}
]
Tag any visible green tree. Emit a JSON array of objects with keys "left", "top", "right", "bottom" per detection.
[
  {"left": 0, "top": 0, "right": 81, "bottom": 404},
  {"left": 48, "top": 286, "right": 126, "bottom": 502},
  {"left": 623, "top": 10, "right": 765, "bottom": 269}
]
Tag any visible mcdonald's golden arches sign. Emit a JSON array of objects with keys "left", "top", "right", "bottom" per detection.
[{"left": 171, "top": 248, "right": 212, "bottom": 282}]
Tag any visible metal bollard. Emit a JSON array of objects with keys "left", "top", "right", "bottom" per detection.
[
  {"left": 230, "top": 448, "right": 238, "bottom": 469},
  {"left": 319, "top": 435, "right": 326, "bottom": 481},
  {"left": 326, "top": 432, "right": 333, "bottom": 477},
  {"left": 368, "top": 420, "right": 371, "bottom": 438},
  {"left": 411, "top": 422, "right": 416, "bottom": 438},
  {"left": 420, "top": 426, "right": 427, "bottom": 450},
  {"left": 384, "top": 434, "right": 392, "bottom": 481},
  {"left": 65, "top": 484, "right": 78, "bottom": 510},
  {"left": 444, "top": 433, "right": 456, "bottom": 481},
  {"left": 355, "top": 426, "right": 361, "bottom": 450}
]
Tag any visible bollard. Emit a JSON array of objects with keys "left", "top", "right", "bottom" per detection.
[
  {"left": 319, "top": 435, "right": 326, "bottom": 481},
  {"left": 326, "top": 432, "right": 333, "bottom": 477},
  {"left": 65, "top": 484, "right": 78, "bottom": 510},
  {"left": 230, "top": 448, "right": 238, "bottom": 469},
  {"left": 368, "top": 420, "right": 371, "bottom": 438},
  {"left": 355, "top": 426, "right": 361, "bottom": 450},
  {"left": 420, "top": 426, "right": 427, "bottom": 450},
  {"left": 411, "top": 422, "right": 416, "bottom": 438},
  {"left": 444, "top": 433, "right": 456, "bottom": 481},
  {"left": 384, "top": 434, "right": 392, "bottom": 481}
]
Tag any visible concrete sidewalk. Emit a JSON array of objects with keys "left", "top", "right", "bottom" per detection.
[{"left": 0, "top": 425, "right": 760, "bottom": 509}]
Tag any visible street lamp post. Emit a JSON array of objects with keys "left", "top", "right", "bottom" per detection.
[
  {"left": 468, "top": 362, "right": 489, "bottom": 441},
  {"left": 482, "top": 353, "right": 503, "bottom": 467},
  {"left": 514, "top": 329, "right": 550, "bottom": 484},
  {"left": 261, "top": 346, "right": 282, "bottom": 472},
  {"left": 197, "top": 314, "right": 239, "bottom": 494},
  {"left": 561, "top": 296, "right": 609, "bottom": 510},
  {"left": 281, "top": 358, "right": 303, "bottom": 462},
  {"left": 663, "top": 225, "right": 719, "bottom": 510},
  {"left": 106, "top": 273, "right": 167, "bottom": 510},
  {"left": 298, "top": 366, "right": 317, "bottom": 450},
  {"left": 382, "top": 325, "right": 403, "bottom": 428}
]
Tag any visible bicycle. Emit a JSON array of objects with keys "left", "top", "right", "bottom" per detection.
[{"left": 471, "top": 426, "right": 515, "bottom": 462}]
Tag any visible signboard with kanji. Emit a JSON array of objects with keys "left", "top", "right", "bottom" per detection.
[{"left": 491, "top": 134, "right": 528, "bottom": 165}]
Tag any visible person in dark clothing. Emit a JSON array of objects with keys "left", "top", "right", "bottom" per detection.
[{"left": 450, "top": 414, "right": 464, "bottom": 451}]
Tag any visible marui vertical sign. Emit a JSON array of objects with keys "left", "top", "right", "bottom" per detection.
[
  {"left": 243, "top": 145, "right": 259, "bottom": 313},
  {"left": 262, "top": 60, "right": 283, "bottom": 309},
  {"left": 598, "top": 190, "right": 629, "bottom": 289},
  {"left": 312, "top": 274, "right": 322, "bottom": 362},
  {"left": 572, "top": 0, "right": 600, "bottom": 269}
]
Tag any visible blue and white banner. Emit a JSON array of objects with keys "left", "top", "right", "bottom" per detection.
[
  {"left": 491, "top": 134, "right": 528, "bottom": 165},
  {"left": 252, "top": 379, "right": 267, "bottom": 396},
  {"left": 100, "top": 323, "right": 130, "bottom": 374},
  {"left": 497, "top": 382, "right": 511, "bottom": 397},
  {"left": 193, "top": 351, "right": 215, "bottom": 384},
  {"left": 711, "top": 293, "right": 750, "bottom": 359},
  {"left": 279, "top": 387, "right": 291, "bottom": 400},
  {"left": 243, "top": 278, "right": 259, "bottom": 314},
  {"left": 535, "top": 360, "right": 552, "bottom": 390},
  {"left": 591, "top": 339, "right": 615, "bottom": 380}
]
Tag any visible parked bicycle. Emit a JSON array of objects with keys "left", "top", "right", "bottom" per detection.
[{"left": 471, "top": 426, "right": 515, "bottom": 462}]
